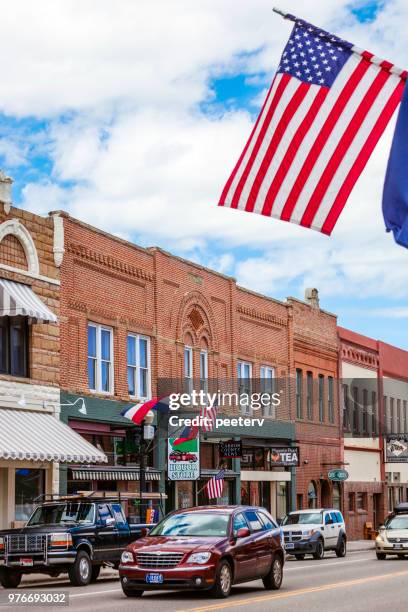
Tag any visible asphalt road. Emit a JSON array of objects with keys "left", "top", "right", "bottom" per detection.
[{"left": 1, "top": 551, "right": 408, "bottom": 611}]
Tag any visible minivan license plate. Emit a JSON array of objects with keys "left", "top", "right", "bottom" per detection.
[
  {"left": 146, "top": 573, "right": 164, "bottom": 584},
  {"left": 393, "top": 544, "right": 403, "bottom": 549},
  {"left": 285, "top": 543, "right": 295, "bottom": 549}
]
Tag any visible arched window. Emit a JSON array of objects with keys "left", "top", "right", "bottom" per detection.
[{"left": 308, "top": 481, "right": 318, "bottom": 509}]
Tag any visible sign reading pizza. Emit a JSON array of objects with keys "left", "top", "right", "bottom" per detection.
[
  {"left": 386, "top": 435, "right": 408, "bottom": 463},
  {"left": 167, "top": 438, "right": 200, "bottom": 480},
  {"left": 268, "top": 447, "right": 299, "bottom": 467}
]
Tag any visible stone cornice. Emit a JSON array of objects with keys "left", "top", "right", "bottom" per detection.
[{"left": 66, "top": 241, "right": 154, "bottom": 282}]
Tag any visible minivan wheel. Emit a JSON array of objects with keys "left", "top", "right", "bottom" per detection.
[
  {"left": 68, "top": 550, "right": 92, "bottom": 586},
  {"left": 376, "top": 552, "right": 386, "bottom": 560},
  {"left": 0, "top": 569, "right": 22, "bottom": 589},
  {"left": 211, "top": 560, "right": 232, "bottom": 598},
  {"left": 263, "top": 554, "right": 283, "bottom": 590},
  {"left": 295, "top": 554, "right": 305, "bottom": 561},
  {"left": 313, "top": 540, "right": 325, "bottom": 560},
  {"left": 335, "top": 537, "right": 347, "bottom": 558}
]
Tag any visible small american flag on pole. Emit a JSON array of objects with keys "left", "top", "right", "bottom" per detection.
[
  {"left": 205, "top": 468, "right": 226, "bottom": 499},
  {"left": 219, "top": 10, "right": 406, "bottom": 235}
]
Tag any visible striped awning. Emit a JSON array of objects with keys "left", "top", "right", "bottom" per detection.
[
  {"left": 70, "top": 467, "right": 161, "bottom": 482},
  {"left": 0, "top": 279, "right": 57, "bottom": 323},
  {"left": 0, "top": 408, "right": 107, "bottom": 463}
]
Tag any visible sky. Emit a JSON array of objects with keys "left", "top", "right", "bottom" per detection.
[{"left": 0, "top": 0, "right": 408, "bottom": 347}]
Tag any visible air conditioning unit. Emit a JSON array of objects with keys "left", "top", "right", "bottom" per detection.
[
  {"left": 385, "top": 472, "right": 392, "bottom": 484},
  {"left": 393, "top": 472, "right": 401, "bottom": 483}
]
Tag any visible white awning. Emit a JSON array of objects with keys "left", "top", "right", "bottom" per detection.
[
  {"left": 0, "top": 409, "right": 107, "bottom": 463},
  {"left": 0, "top": 279, "right": 57, "bottom": 323},
  {"left": 70, "top": 467, "right": 161, "bottom": 481}
]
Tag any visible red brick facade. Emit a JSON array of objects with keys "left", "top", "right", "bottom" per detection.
[{"left": 289, "top": 298, "right": 341, "bottom": 510}]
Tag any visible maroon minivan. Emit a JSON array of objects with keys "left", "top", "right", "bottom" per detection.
[{"left": 119, "top": 505, "right": 284, "bottom": 598}]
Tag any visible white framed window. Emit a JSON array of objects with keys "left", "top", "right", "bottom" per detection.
[
  {"left": 127, "top": 334, "right": 151, "bottom": 399},
  {"left": 184, "top": 346, "right": 193, "bottom": 394},
  {"left": 200, "top": 349, "right": 208, "bottom": 393},
  {"left": 260, "top": 365, "right": 275, "bottom": 417},
  {"left": 237, "top": 361, "right": 252, "bottom": 415},
  {"left": 88, "top": 323, "right": 113, "bottom": 394}
]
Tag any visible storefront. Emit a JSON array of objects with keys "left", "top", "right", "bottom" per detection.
[
  {"left": 60, "top": 392, "right": 164, "bottom": 522},
  {"left": 0, "top": 394, "right": 107, "bottom": 528}
]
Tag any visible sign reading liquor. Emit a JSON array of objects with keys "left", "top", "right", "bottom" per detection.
[
  {"left": 268, "top": 447, "right": 299, "bottom": 467},
  {"left": 386, "top": 435, "right": 408, "bottom": 463},
  {"left": 168, "top": 438, "right": 200, "bottom": 480},
  {"left": 219, "top": 440, "right": 242, "bottom": 459}
]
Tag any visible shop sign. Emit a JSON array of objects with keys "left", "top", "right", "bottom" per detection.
[
  {"left": 168, "top": 437, "right": 200, "bottom": 480},
  {"left": 219, "top": 440, "right": 242, "bottom": 459},
  {"left": 268, "top": 447, "right": 299, "bottom": 467},
  {"left": 386, "top": 435, "right": 408, "bottom": 463},
  {"left": 328, "top": 468, "right": 349, "bottom": 481}
]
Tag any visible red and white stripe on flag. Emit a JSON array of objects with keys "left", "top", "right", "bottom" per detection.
[
  {"left": 219, "top": 14, "right": 407, "bottom": 235},
  {"left": 206, "top": 469, "right": 225, "bottom": 499},
  {"left": 200, "top": 403, "right": 218, "bottom": 432}
]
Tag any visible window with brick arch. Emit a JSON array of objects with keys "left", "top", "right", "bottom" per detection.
[{"left": 0, "top": 234, "right": 28, "bottom": 270}]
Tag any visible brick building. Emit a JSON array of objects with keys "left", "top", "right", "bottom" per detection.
[
  {"left": 0, "top": 173, "right": 104, "bottom": 529},
  {"left": 338, "top": 327, "right": 385, "bottom": 540},
  {"left": 289, "top": 291, "right": 342, "bottom": 512},
  {"left": 55, "top": 212, "right": 300, "bottom": 520}
]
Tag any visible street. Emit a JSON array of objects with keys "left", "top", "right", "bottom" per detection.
[{"left": 2, "top": 551, "right": 408, "bottom": 611}]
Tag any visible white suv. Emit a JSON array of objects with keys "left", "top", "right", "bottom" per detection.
[{"left": 281, "top": 508, "right": 347, "bottom": 560}]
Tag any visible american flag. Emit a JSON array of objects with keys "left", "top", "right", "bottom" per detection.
[
  {"left": 201, "top": 400, "right": 218, "bottom": 432},
  {"left": 205, "top": 468, "right": 226, "bottom": 499},
  {"left": 219, "top": 12, "right": 406, "bottom": 235}
]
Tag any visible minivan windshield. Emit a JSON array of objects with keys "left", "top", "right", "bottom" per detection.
[
  {"left": 282, "top": 512, "right": 323, "bottom": 526},
  {"left": 27, "top": 503, "right": 95, "bottom": 526},
  {"left": 149, "top": 512, "right": 230, "bottom": 537},
  {"left": 385, "top": 516, "right": 408, "bottom": 530}
]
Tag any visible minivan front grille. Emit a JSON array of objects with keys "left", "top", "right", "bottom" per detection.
[{"left": 137, "top": 552, "right": 184, "bottom": 568}]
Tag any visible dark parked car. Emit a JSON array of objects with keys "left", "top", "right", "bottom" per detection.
[
  {"left": 119, "top": 505, "right": 284, "bottom": 599},
  {"left": 0, "top": 496, "right": 150, "bottom": 588}
]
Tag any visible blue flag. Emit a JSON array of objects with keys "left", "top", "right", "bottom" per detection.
[{"left": 383, "top": 82, "right": 408, "bottom": 248}]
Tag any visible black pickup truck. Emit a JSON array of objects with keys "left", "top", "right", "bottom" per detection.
[{"left": 0, "top": 496, "right": 151, "bottom": 588}]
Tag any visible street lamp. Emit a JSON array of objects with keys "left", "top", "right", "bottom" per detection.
[{"left": 140, "top": 410, "right": 155, "bottom": 523}]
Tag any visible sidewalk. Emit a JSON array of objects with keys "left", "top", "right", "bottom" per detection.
[{"left": 348, "top": 539, "right": 376, "bottom": 552}]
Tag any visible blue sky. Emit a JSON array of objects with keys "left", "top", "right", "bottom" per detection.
[{"left": 1, "top": 0, "right": 408, "bottom": 348}]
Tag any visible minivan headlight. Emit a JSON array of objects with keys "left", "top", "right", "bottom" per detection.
[
  {"left": 121, "top": 550, "right": 134, "bottom": 564},
  {"left": 186, "top": 552, "right": 212, "bottom": 565}
]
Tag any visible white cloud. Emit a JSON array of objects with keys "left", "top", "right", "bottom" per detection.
[{"left": 2, "top": 0, "right": 408, "bottom": 310}]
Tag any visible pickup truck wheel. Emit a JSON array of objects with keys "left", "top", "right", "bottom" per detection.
[
  {"left": 69, "top": 550, "right": 92, "bottom": 586},
  {"left": 90, "top": 565, "right": 101, "bottom": 582},
  {"left": 312, "top": 540, "right": 325, "bottom": 560},
  {"left": 376, "top": 552, "right": 386, "bottom": 560},
  {"left": 335, "top": 537, "right": 347, "bottom": 558},
  {"left": 295, "top": 554, "right": 305, "bottom": 561},
  {"left": 263, "top": 554, "right": 283, "bottom": 590},
  {"left": 211, "top": 560, "right": 232, "bottom": 598},
  {"left": 0, "top": 569, "right": 22, "bottom": 589}
]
